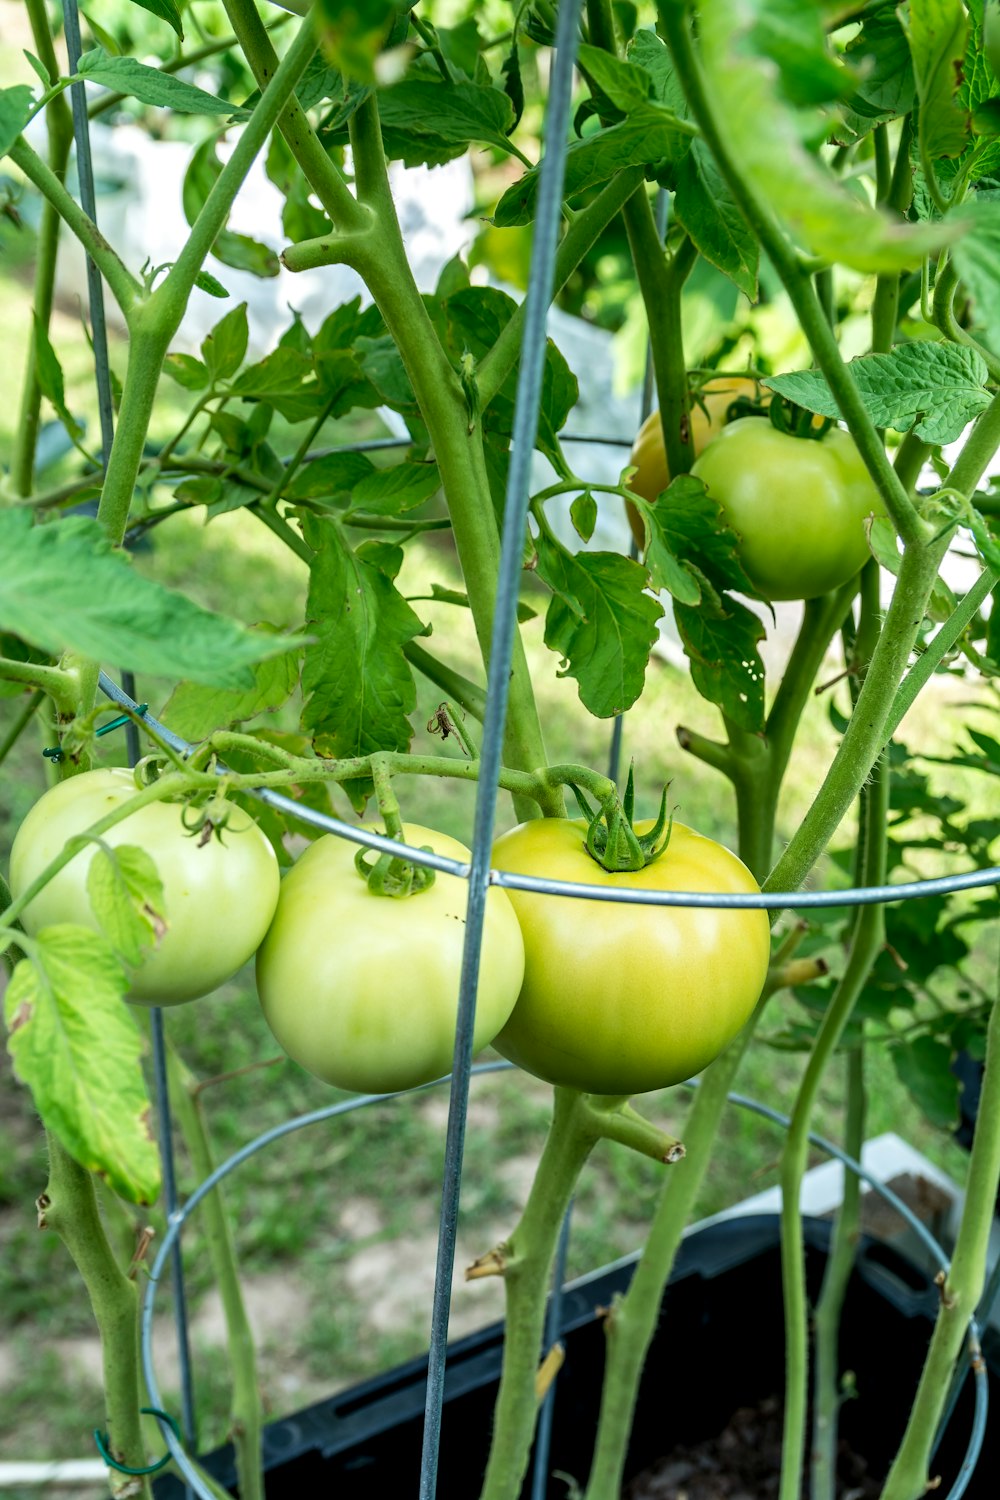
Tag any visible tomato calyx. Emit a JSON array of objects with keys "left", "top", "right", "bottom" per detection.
[
  {"left": 767, "top": 395, "right": 835, "bottom": 443},
  {"left": 569, "top": 764, "right": 673, "bottom": 874},
  {"left": 353, "top": 756, "right": 437, "bottom": 898}
]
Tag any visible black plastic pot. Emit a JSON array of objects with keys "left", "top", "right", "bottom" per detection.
[{"left": 153, "top": 1213, "right": 1000, "bottom": 1498}]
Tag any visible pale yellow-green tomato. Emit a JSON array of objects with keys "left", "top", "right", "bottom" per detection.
[
  {"left": 255, "top": 824, "right": 525, "bottom": 1094},
  {"left": 9, "top": 768, "right": 280, "bottom": 1005}
]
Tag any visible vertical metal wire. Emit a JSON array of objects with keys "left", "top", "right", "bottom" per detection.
[
  {"left": 61, "top": 0, "right": 197, "bottom": 1477},
  {"left": 607, "top": 187, "right": 669, "bottom": 788},
  {"left": 60, "top": 0, "right": 115, "bottom": 468},
  {"left": 416, "top": 5, "right": 585, "bottom": 1495}
]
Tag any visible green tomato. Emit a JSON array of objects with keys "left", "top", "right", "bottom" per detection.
[
  {"left": 491, "top": 818, "right": 770, "bottom": 1096},
  {"left": 8, "top": 768, "right": 280, "bottom": 1006},
  {"left": 690, "top": 417, "right": 883, "bottom": 601},
  {"left": 255, "top": 824, "right": 525, "bottom": 1094}
]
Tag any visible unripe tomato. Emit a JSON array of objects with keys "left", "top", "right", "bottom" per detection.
[
  {"left": 8, "top": 768, "right": 280, "bottom": 1006},
  {"left": 255, "top": 825, "right": 525, "bottom": 1094},
  {"left": 626, "top": 375, "right": 763, "bottom": 548},
  {"left": 491, "top": 818, "right": 770, "bottom": 1096},
  {"left": 690, "top": 417, "right": 883, "bottom": 600}
]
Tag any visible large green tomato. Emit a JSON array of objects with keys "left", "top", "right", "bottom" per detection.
[
  {"left": 255, "top": 824, "right": 525, "bottom": 1094},
  {"left": 8, "top": 768, "right": 280, "bottom": 1006},
  {"left": 491, "top": 818, "right": 770, "bottom": 1096},
  {"left": 689, "top": 418, "right": 883, "bottom": 601}
]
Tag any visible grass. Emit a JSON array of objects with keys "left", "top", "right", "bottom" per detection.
[{"left": 0, "top": 225, "right": 992, "bottom": 1482}]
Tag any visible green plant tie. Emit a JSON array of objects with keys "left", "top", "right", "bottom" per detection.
[{"left": 93, "top": 1406, "right": 181, "bottom": 1476}]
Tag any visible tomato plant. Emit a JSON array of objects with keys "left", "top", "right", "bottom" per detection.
[
  {"left": 689, "top": 418, "right": 884, "bottom": 602},
  {"left": 492, "top": 817, "right": 770, "bottom": 1096},
  {"left": 256, "top": 824, "right": 524, "bottom": 1093},
  {"left": 8, "top": 768, "right": 280, "bottom": 1006}
]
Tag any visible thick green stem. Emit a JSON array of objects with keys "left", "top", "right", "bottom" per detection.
[
  {"left": 7, "top": 138, "right": 141, "bottom": 319},
  {"left": 39, "top": 1136, "right": 151, "bottom": 1496},
  {"left": 583, "top": 1007, "right": 763, "bottom": 1500},
  {"left": 888, "top": 564, "right": 999, "bottom": 739},
  {"left": 165, "top": 1043, "right": 263, "bottom": 1500},
  {"left": 10, "top": 0, "right": 74, "bottom": 497},
  {"left": 881, "top": 952, "right": 1000, "bottom": 1500},
  {"left": 870, "top": 116, "right": 913, "bottom": 356},
  {"left": 479, "top": 1090, "right": 681, "bottom": 1500},
  {"left": 219, "top": 0, "right": 369, "bottom": 233},
  {"left": 0, "top": 656, "right": 80, "bottom": 715},
  {"left": 811, "top": 1046, "right": 866, "bottom": 1500},
  {"left": 778, "top": 752, "right": 887, "bottom": 1500},
  {"left": 656, "top": 5, "right": 927, "bottom": 547}
]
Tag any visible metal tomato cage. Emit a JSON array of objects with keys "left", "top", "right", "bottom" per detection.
[{"left": 54, "top": 0, "right": 997, "bottom": 1493}]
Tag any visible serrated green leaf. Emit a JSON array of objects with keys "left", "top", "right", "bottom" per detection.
[
  {"left": 77, "top": 48, "right": 244, "bottom": 116},
  {"left": 162, "top": 352, "right": 210, "bottom": 391},
  {"left": 287, "top": 450, "right": 376, "bottom": 503},
  {"left": 892, "top": 1034, "right": 961, "bottom": 1128},
  {"left": 652, "top": 474, "right": 758, "bottom": 599},
  {"left": 126, "top": 0, "right": 184, "bottom": 39},
  {"left": 86, "top": 845, "right": 166, "bottom": 969},
  {"left": 201, "top": 302, "right": 249, "bottom": 382},
  {"left": 377, "top": 79, "right": 516, "bottom": 158},
  {"left": 901, "top": 0, "right": 970, "bottom": 161},
  {"left": 535, "top": 536, "right": 662, "bottom": 718},
  {"left": 300, "top": 515, "right": 425, "bottom": 756},
  {"left": 4, "top": 926, "right": 160, "bottom": 1203},
  {"left": 840, "top": 9, "right": 916, "bottom": 135},
  {"left": 569, "top": 490, "right": 598, "bottom": 543},
  {"left": 194, "top": 269, "right": 229, "bottom": 298},
  {"left": 494, "top": 103, "right": 691, "bottom": 227},
  {"left": 23, "top": 50, "right": 55, "bottom": 87},
  {"left": 952, "top": 194, "right": 1000, "bottom": 350},
  {"left": 577, "top": 43, "right": 652, "bottom": 113},
  {"left": 161, "top": 644, "right": 300, "bottom": 741},
  {"left": 0, "top": 85, "right": 34, "bottom": 159},
  {"left": 674, "top": 583, "right": 766, "bottom": 732},
  {"left": 765, "top": 343, "right": 992, "bottom": 444},
  {"left": 673, "top": 138, "right": 758, "bottom": 300},
  {"left": 32, "top": 312, "right": 89, "bottom": 454},
  {"left": 0, "top": 511, "right": 304, "bottom": 688},
  {"left": 695, "top": 3, "right": 958, "bottom": 271},
  {"left": 349, "top": 462, "right": 441, "bottom": 515}
]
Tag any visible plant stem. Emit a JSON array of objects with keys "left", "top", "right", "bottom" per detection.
[
  {"left": 10, "top": 0, "right": 74, "bottom": 498},
  {"left": 881, "top": 945, "right": 1000, "bottom": 1500},
  {"left": 887, "top": 565, "right": 999, "bottom": 739},
  {"left": 7, "top": 137, "right": 141, "bottom": 320},
  {"left": 0, "top": 657, "right": 79, "bottom": 714},
  {"left": 777, "top": 749, "right": 887, "bottom": 1500},
  {"left": 811, "top": 1045, "right": 866, "bottom": 1500},
  {"left": 219, "top": 0, "right": 370, "bottom": 233},
  {"left": 479, "top": 1090, "right": 682, "bottom": 1500},
  {"left": 165, "top": 1043, "right": 263, "bottom": 1500},
  {"left": 38, "top": 1135, "right": 151, "bottom": 1497},
  {"left": 656, "top": 4, "right": 927, "bottom": 547}
]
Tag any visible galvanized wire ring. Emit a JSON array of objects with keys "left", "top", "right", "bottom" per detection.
[{"left": 138, "top": 1067, "right": 988, "bottom": 1500}]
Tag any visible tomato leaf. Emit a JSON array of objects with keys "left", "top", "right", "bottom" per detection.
[
  {"left": 765, "top": 343, "right": 992, "bottom": 445},
  {"left": 534, "top": 537, "right": 662, "bottom": 718},
  {"left": 839, "top": 8, "right": 917, "bottom": 137},
  {"left": 162, "top": 352, "right": 210, "bottom": 391},
  {"left": 161, "top": 644, "right": 301, "bottom": 741},
  {"left": 86, "top": 844, "right": 166, "bottom": 970},
  {"left": 3, "top": 926, "right": 160, "bottom": 1204},
  {"left": 892, "top": 1034, "right": 961, "bottom": 1129},
  {"left": 951, "top": 194, "right": 1000, "bottom": 351},
  {"left": 0, "top": 84, "right": 34, "bottom": 159},
  {"left": 301, "top": 515, "right": 426, "bottom": 756},
  {"left": 377, "top": 79, "right": 517, "bottom": 158},
  {"left": 0, "top": 511, "right": 304, "bottom": 688},
  {"left": 77, "top": 47, "right": 246, "bottom": 117},
  {"left": 576, "top": 43, "right": 653, "bottom": 112},
  {"left": 316, "top": 0, "right": 395, "bottom": 84},
  {"left": 671, "top": 139, "right": 758, "bottom": 301},
  {"left": 125, "top": 0, "right": 184, "bottom": 39},
  {"left": 493, "top": 104, "right": 691, "bottom": 227},
  {"left": 200, "top": 302, "right": 249, "bottom": 383},
  {"left": 347, "top": 462, "right": 441, "bottom": 516},
  {"left": 694, "top": 5, "right": 958, "bottom": 271},
  {"left": 673, "top": 580, "right": 766, "bottom": 733},
  {"left": 287, "top": 451, "right": 377, "bottom": 504},
  {"left": 900, "top": 0, "right": 970, "bottom": 161}
]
